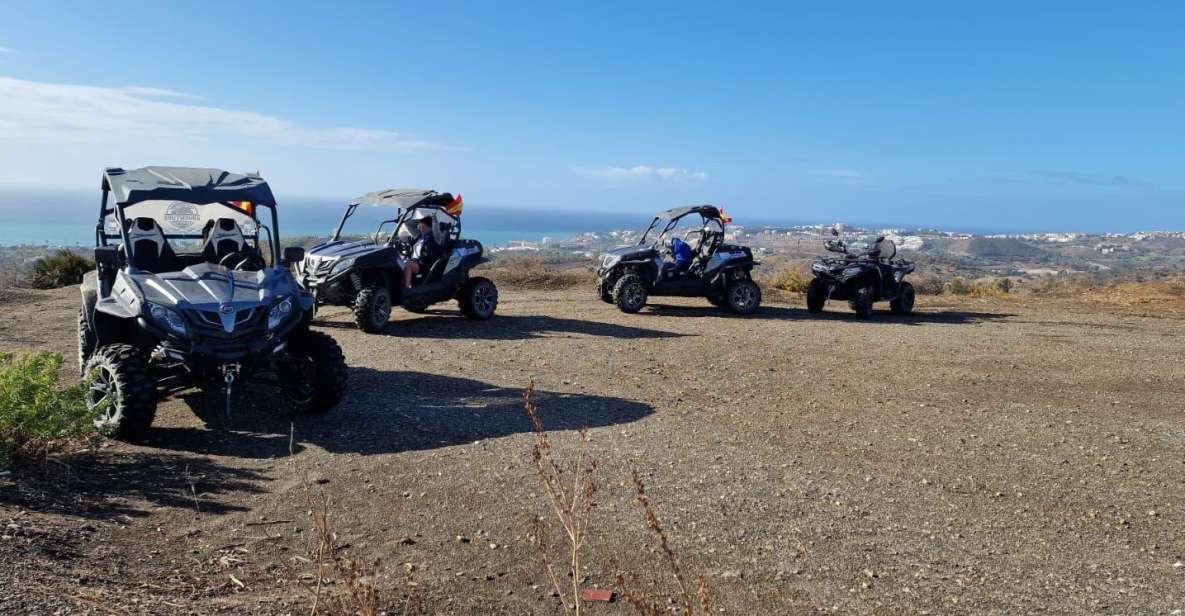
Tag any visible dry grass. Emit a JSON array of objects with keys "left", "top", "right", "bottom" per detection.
[
  {"left": 945, "top": 277, "right": 1012, "bottom": 299},
  {"left": 615, "top": 471, "right": 712, "bottom": 616},
  {"left": 523, "top": 380, "right": 598, "bottom": 614},
  {"left": 767, "top": 269, "right": 811, "bottom": 293},
  {"left": 486, "top": 255, "right": 595, "bottom": 290}
]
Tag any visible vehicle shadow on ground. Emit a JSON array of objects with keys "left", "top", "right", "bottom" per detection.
[
  {"left": 141, "top": 368, "right": 653, "bottom": 459},
  {"left": 315, "top": 312, "right": 685, "bottom": 340},
  {"left": 0, "top": 453, "right": 264, "bottom": 521},
  {"left": 643, "top": 303, "right": 1013, "bottom": 325}
]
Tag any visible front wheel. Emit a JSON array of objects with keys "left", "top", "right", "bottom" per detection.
[
  {"left": 77, "top": 308, "right": 96, "bottom": 375},
  {"left": 459, "top": 277, "right": 498, "bottom": 320},
  {"left": 596, "top": 279, "right": 614, "bottom": 304},
  {"left": 353, "top": 285, "right": 391, "bottom": 333},
  {"left": 725, "top": 279, "right": 762, "bottom": 315},
  {"left": 282, "top": 330, "right": 348, "bottom": 415},
  {"left": 891, "top": 282, "right": 916, "bottom": 315},
  {"left": 612, "top": 274, "right": 647, "bottom": 314},
  {"left": 850, "top": 284, "right": 874, "bottom": 319},
  {"left": 85, "top": 344, "right": 157, "bottom": 440},
  {"left": 806, "top": 278, "right": 827, "bottom": 313}
]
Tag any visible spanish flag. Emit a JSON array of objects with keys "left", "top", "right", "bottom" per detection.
[
  {"left": 445, "top": 194, "right": 464, "bottom": 217},
  {"left": 230, "top": 201, "right": 254, "bottom": 216},
  {"left": 719, "top": 208, "right": 732, "bottom": 224}
]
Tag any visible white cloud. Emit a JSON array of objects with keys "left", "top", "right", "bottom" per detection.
[
  {"left": 0, "top": 75, "right": 451, "bottom": 152},
  {"left": 576, "top": 165, "right": 707, "bottom": 181},
  {"left": 0, "top": 46, "right": 16, "bottom": 54}
]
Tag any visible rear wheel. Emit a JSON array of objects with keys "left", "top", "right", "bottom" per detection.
[
  {"left": 850, "top": 284, "right": 874, "bottom": 319},
  {"left": 612, "top": 274, "right": 647, "bottom": 314},
  {"left": 85, "top": 344, "right": 157, "bottom": 440},
  {"left": 726, "top": 279, "right": 762, "bottom": 315},
  {"left": 806, "top": 278, "right": 827, "bottom": 313},
  {"left": 77, "top": 308, "right": 95, "bottom": 375},
  {"left": 459, "top": 277, "right": 498, "bottom": 320},
  {"left": 891, "top": 282, "right": 916, "bottom": 315},
  {"left": 353, "top": 285, "right": 391, "bottom": 333},
  {"left": 282, "top": 330, "right": 348, "bottom": 415}
]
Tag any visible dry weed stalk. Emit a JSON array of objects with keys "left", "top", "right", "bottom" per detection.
[
  {"left": 290, "top": 423, "right": 386, "bottom": 616},
  {"left": 523, "top": 379, "right": 598, "bottom": 615},
  {"left": 616, "top": 470, "right": 712, "bottom": 616}
]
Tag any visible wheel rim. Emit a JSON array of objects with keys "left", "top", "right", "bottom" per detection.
[
  {"left": 474, "top": 284, "right": 496, "bottom": 315},
  {"left": 373, "top": 292, "right": 391, "bottom": 323},
  {"left": 624, "top": 284, "right": 644, "bottom": 309},
  {"left": 88, "top": 366, "right": 117, "bottom": 422},
  {"left": 732, "top": 284, "right": 755, "bottom": 310},
  {"left": 283, "top": 357, "right": 316, "bottom": 405}
]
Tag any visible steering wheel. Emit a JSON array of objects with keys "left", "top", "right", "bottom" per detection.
[{"left": 219, "top": 250, "right": 264, "bottom": 271}]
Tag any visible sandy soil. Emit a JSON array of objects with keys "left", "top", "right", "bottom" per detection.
[{"left": 1, "top": 286, "right": 1183, "bottom": 614}]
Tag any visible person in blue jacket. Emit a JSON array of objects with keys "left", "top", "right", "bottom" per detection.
[{"left": 664, "top": 236, "right": 694, "bottom": 279}]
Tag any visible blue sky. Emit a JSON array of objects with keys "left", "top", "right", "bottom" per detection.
[{"left": 0, "top": 1, "right": 1181, "bottom": 231}]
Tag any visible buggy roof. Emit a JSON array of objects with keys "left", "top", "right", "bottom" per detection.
[
  {"left": 351, "top": 188, "right": 455, "bottom": 209},
  {"left": 102, "top": 166, "right": 276, "bottom": 207},
  {"left": 658, "top": 205, "right": 722, "bottom": 220}
]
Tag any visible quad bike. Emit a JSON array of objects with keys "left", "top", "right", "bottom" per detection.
[
  {"left": 78, "top": 166, "right": 349, "bottom": 439},
  {"left": 594, "top": 205, "right": 761, "bottom": 314},
  {"left": 807, "top": 227, "right": 916, "bottom": 318},
  {"left": 296, "top": 189, "right": 496, "bottom": 333}
]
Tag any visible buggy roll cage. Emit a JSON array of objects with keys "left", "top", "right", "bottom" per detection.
[
  {"left": 639, "top": 205, "right": 726, "bottom": 247},
  {"left": 331, "top": 189, "right": 462, "bottom": 246},
  {"left": 96, "top": 166, "right": 283, "bottom": 267}
]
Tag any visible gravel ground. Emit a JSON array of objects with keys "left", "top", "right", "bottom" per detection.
[{"left": 1, "top": 286, "right": 1183, "bottom": 614}]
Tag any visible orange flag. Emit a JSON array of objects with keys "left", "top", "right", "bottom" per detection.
[
  {"left": 719, "top": 208, "right": 733, "bottom": 224},
  {"left": 445, "top": 194, "right": 464, "bottom": 217}
]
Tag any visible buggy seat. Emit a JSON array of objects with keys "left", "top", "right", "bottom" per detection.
[
  {"left": 202, "top": 218, "right": 247, "bottom": 264},
  {"left": 126, "top": 218, "right": 179, "bottom": 273}
]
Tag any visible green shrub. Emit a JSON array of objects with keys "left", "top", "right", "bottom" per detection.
[
  {"left": 769, "top": 269, "right": 811, "bottom": 293},
  {"left": 0, "top": 352, "right": 93, "bottom": 466},
  {"left": 29, "top": 250, "right": 94, "bottom": 289}
]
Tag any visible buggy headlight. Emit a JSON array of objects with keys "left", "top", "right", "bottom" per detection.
[
  {"left": 812, "top": 262, "right": 827, "bottom": 273},
  {"left": 267, "top": 298, "right": 293, "bottom": 331},
  {"left": 601, "top": 254, "right": 619, "bottom": 269},
  {"left": 329, "top": 257, "right": 356, "bottom": 275},
  {"left": 147, "top": 302, "right": 189, "bottom": 337}
]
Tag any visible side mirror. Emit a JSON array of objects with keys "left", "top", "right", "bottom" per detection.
[
  {"left": 94, "top": 245, "right": 120, "bottom": 270},
  {"left": 283, "top": 246, "right": 305, "bottom": 265},
  {"left": 831, "top": 227, "right": 839, "bottom": 236},
  {"left": 876, "top": 235, "right": 885, "bottom": 243}
]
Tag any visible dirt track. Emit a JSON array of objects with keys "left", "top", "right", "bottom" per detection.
[{"left": 1, "top": 286, "right": 1183, "bottom": 614}]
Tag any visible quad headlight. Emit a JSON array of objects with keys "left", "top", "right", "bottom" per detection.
[
  {"left": 267, "top": 298, "right": 294, "bottom": 331},
  {"left": 842, "top": 267, "right": 862, "bottom": 278},
  {"left": 147, "top": 302, "right": 189, "bottom": 337},
  {"left": 329, "top": 257, "right": 356, "bottom": 276},
  {"left": 811, "top": 262, "right": 827, "bottom": 273}
]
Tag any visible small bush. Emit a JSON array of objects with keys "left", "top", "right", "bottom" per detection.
[
  {"left": 945, "top": 277, "right": 1010, "bottom": 299},
  {"left": 769, "top": 269, "right": 811, "bottom": 293},
  {"left": 29, "top": 250, "right": 93, "bottom": 289},
  {"left": 0, "top": 352, "right": 93, "bottom": 466},
  {"left": 911, "top": 274, "right": 946, "bottom": 295}
]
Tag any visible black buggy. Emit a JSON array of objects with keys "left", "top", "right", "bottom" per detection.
[
  {"left": 807, "top": 228, "right": 916, "bottom": 318},
  {"left": 296, "top": 189, "right": 497, "bottom": 333},
  {"left": 78, "top": 166, "right": 348, "bottom": 439},
  {"left": 594, "top": 205, "right": 761, "bottom": 314}
]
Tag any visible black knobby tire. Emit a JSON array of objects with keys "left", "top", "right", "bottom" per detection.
[
  {"left": 890, "top": 282, "right": 916, "bottom": 315},
  {"left": 806, "top": 278, "right": 827, "bottom": 314},
  {"left": 597, "top": 279, "right": 615, "bottom": 304},
  {"left": 850, "top": 284, "right": 874, "bottom": 319},
  {"left": 283, "top": 330, "right": 348, "bottom": 415},
  {"left": 459, "top": 277, "right": 498, "bottom": 320},
  {"left": 353, "top": 285, "right": 391, "bottom": 333},
  {"left": 77, "top": 308, "right": 96, "bottom": 376},
  {"left": 84, "top": 344, "right": 157, "bottom": 440},
  {"left": 725, "top": 279, "right": 762, "bottom": 315},
  {"left": 612, "top": 274, "right": 647, "bottom": 314}
]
